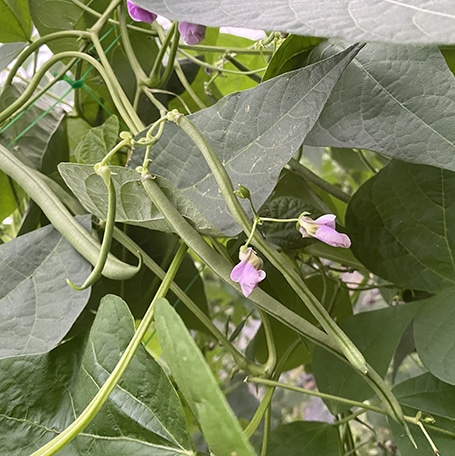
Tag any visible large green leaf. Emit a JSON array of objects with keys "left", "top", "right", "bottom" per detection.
[
  {"left": 414, "top": 289, "right": 455, "bottom": 384},
  {"left": 0, "top": 217, "right": 91, "bottom": 358},
  {"left": 58, "top": 163, "right": 221, "bottom": 235},
  {"left": 390, "top": 373, "right": 455, "bottom": 455},
  {"left": 155, "top": 298, "right": 257, "bottom": 456},
  {"left": 305, "top": 43, "right": 455, "bottom": 171},
  {"left": 131, "top": 0, "right": 455, "bottom": 45},
  {"left": 0, "top": 0, "right": 31, "bottom": 42},
  {"left": 0, "top": 294, "right": 195, "bottom": 454},
  {"left": 129, "top": 44, "right": 361, "bottom": 235},
  {"left": 266, "top": 422, "right": 339, "bottom": 456},
  {"left": 312, "top": 303, "right": 420, "bottom": 414},
  {"left": 346, "top": 160, "right": 455, "bottom": 292}
]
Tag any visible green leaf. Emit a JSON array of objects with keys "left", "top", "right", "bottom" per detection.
[
  {"left": 0, "top": 0, "right": 31, "bottom": 42},
  {"left": 74, "top": 115, "right": 120, "bottom": 164},
  {"left": 414, "top": 289, "right": 455, "bottom": 384},
  {"left": 0, "top": 294, "right": 195, "bottom": 454},
  {"left": 312, "top": 303, "right": 420, "bottom": 414},
  {"left": 346, "top": 160, "right": 455, "bottom": 292},
  {"left": 0, "top": 84, "right": 67, "bottom": 171},
  {"left": 263, "top": 35, "right": 325, "bottom": 81},
  {"left": 390, "top": 373, "right": 455, "bottom": 455},
  {"left": 0, "top": 170, "right": 24, "bottom": 222},
  {"left": 155, "top": 298, "right": 257, "bottom": 456},
  {"left": 58, "top": 163, "right": 221, "bottom": 235},
  {"left": 131, "top": 0, "right": 455, "bottom": 45},
  {"left": 0, "top": 42, "right": 27, "bottom": 71},
  {"left": 130, "top": 44, "right": 362, "bottom": 235},
  {"left": 266, "top": 421, "right": 339, "bottom": 456},
  {"left": 305, "top": 43, "right": 455, "bottom": 171},
  {"left": 0, "top": 217, "right": 91, "bottom": 358}
]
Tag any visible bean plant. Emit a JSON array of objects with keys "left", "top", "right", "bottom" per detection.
[{"left": 1, "top": 1, "right": 455, "bottom": 455}]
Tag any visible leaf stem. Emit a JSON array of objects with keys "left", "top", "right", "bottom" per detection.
[
  {"left": 287, "top": 157, "right": 351, "bottom": 203},
  {"left": 31, "top": 243, "right": 189, "bottom": 456}
]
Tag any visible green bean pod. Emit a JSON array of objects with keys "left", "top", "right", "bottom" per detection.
[
  {"left": 0, "top": 144, "right": 140, "bottom": 281},
  {"left": 67, "top": 165, "right": 121, "bottom": 290}
]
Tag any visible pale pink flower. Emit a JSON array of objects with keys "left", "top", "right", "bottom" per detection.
[
  {"left": 298, "top": 213, "right": 351, "bottom": 248},
  {"left": 230, "top": 246, "right": 266, "bottom": 297}
]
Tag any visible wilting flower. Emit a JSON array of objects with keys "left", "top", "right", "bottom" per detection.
[
  {"left": 298, "top": 213, "right": 351, "bottom": 248},
  {"left": 178, "top": 22, "right": 206, "bottom": 44},
  {"left": 230, "top": 246, "right": 266, "bottom": 297},
  {"left": 126, "top": 1, "right": 157, "bottom": 23}
]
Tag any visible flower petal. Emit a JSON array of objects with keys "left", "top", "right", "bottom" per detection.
[
  {"left": 314, "top": 225, "right": 351, "bottom": 248},
  {"left": 127, "top": 1, "right": 157, "bottom": 23},
  {"left": 178, "top": 22, "right": 206, "bottom": 44},
  {"left": 230, "top": 261, "right": 248, "bottom": 282},
  {"left": 315, "top": 214, "right": 336, "bottom": 229}
]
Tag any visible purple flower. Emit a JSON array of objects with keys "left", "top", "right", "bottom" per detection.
[
  {"left": 230, "top": 246, "right": 266, "bottom": 297},
  {"left": 126, "top": 1, "right": 157, "bottom": 23},
  {"left": 298, "top": 213, "right": 351, "bottom": 248},
  {"left": 178, "top": 22, "right": 206, "bottom": 44}
]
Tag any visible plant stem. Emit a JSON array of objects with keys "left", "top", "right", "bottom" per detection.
[
  {"left": 32, "top": 243, "right": 189, "bottom": 456},
  {"left": 246, "top": 377, "right": 385, "bottom": 414},
  {"left": 169, "top": 113, "right": 414, "bottom": 443},
  {"left": 170, "top": 112, "right": 367, "bottom": 374},
  {"left": 112, "top": 227, "right": 265, "bottom": 376},
  {"left": 287, "top": 158, "right": 351, "bottom": 203}
]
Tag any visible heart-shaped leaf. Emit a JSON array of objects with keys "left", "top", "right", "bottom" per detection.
[
  {"left": 0, "top": 294, "right": 195, "bottom": 454},
  {"left": 346, "top": 160, "right": 455, "bottom": 292},
  {"left": 129, "top": 44, "right": 361, "bottom": 235},
  {"left": 414, "top": 289, "right": 455, "bottom": 384},
  {"left": 0, "top": 217, "right": 91, "bottom": 358},
  {"left": 306, "top": 43, "right": 455, "bottom": 171}
]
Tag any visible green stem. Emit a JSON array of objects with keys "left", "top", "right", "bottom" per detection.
[
  {"left": 117, "top": 2, "right": 148, "bottom": 83},
  {"left": 170, "top": 112, "right": 367, "bottom": 374},
  {"left": 157, "top": 24, "right": 181, "bottom": 88},
  {"left": 89, "top": 0, "right": 121, "bottom": 35},
  {"left": 246, "top": 377, "right": 385, "bottom": 414},
  {"left": 87, "top": 34, "right": 144, "bottom": 133},
  {"left": 169, "top": 113, "right": 414, "bottom": 442},
  {"left": 178, "top": 49, "right": 266, "bottom": 78},
  {"left": 0, "top": 51, "right": 136, "bottom": 131},
  {"left": 148, "top": 23, "right": 178, "bottom": 86},
  {"left": 260, "top": 404, "right": 271, "bottom": 456},
  {"left": 173, "top": 60, "right": 206, "bottom": 110},
  {"left": 3, "top": 31, "right": 90, "bottom": 89},
  {"left": 32, "top": 243, "right": 189, "bottom": 456},
  {"left": 179, "top": 44, "right": 274, "bottom": 55},
  {"left": 244, "top": 339, "right": 300, "bottom": 438},
  {"left": 69, "top": 0, "right": 158, "bottom": 36},
  {"left": 112, "top": 227, "right": 265, "bottom": 376},
  {"left": 287, "top": 158, "right": 351, "bottom": 204},
  {"left": 258, "top": 309, "right": 277, "bottom": 374}
]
